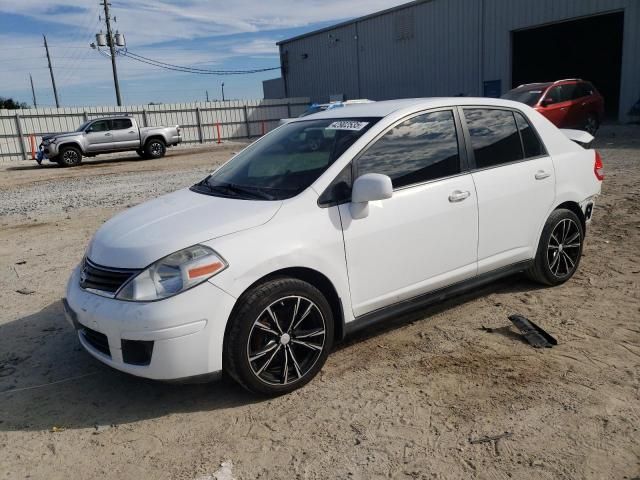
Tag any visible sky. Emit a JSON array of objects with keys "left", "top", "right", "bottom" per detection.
[{"left": 0, "top": 0, "right": 408, "bottom": 107}]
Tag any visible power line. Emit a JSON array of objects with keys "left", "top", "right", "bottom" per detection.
[{"left": 119, "top": 50, "right": 280, "bottom": 75}]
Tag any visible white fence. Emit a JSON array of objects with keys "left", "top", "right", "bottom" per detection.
[{"left": 0, "top": 97, "right": 310, "bottom": 162}]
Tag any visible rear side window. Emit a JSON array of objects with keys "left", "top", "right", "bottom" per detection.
[
  {"left": 514, "top": 112, "right": 545, "bottom": 158},
  {"left": 574, "top": 82, "right": 594, "bottom": 98},
  {"left": 464, "top": 109, "right": 523, "bottom": 168},
  {"left": 111, "top": 118, "right": 133, "bottom": 130},
  {"left": 357, "top": 110, "right": 460, "bottom": 188}
]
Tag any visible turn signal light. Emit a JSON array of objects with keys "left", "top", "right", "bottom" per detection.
[
  {"left": 188, "top": 261, "right": 224, "bottom": 279},
  {"left": 594, "top": 151, "right": 604, "bottom": 181}
]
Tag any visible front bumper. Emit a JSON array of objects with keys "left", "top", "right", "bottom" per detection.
[{"left": 64, "top": 266, "right": 236, "bottom": 380}]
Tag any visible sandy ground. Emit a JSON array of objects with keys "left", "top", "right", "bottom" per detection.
[{"left": 0, "top": 129, "right": 638, "bottom": 480}]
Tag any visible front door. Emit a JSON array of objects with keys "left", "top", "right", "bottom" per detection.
[
  {"left": 338, "top": 109, "right": 478, "bottom": 317},
  {"left": 85, "top": 119, "right": 114, "bottom": 152}
]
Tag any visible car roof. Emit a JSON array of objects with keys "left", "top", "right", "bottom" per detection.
[{"left": 295, "top": 97, "right": 530, "bottom": 120}]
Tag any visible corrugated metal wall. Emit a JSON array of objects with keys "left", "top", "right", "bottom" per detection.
[{"left": 279, "top": 0, "right": 639, "bottom": 121}]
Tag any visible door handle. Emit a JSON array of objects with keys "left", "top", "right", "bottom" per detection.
[
  {"left": 560, "top": 107, "right": 567, "bottom": 111},
  {"left": 535, "top": 170, "right": 551, "bottom": 180},
  {"left": 104, "top": 133, "right": 112, "bottom": 136},
  {"left": 448, "top": 190, "right": 470, "bottom": 202},
  {"left": 128, "top": 130, "right": 135, "bottom": 133}
]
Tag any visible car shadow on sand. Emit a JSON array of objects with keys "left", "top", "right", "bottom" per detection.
[
  {"left": 0, "top": 275, "right": 543, "bottom": 432},
  {"left": 0, "top": 300, "right": 258, "bottom": 432}
]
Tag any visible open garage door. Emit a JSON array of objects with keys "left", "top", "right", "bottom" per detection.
[{"left": 512, "top": 12, "right": 624, "bottom": 119}]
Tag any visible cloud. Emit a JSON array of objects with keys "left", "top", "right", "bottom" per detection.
[
  {"left": 1, "top": 0, "right": 409, "bottom": 45},
  {"left": 0, "top": 0, "right": 409, "bottom": 104}
]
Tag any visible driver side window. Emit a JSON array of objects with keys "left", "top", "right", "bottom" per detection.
[
  {"left": 356, "top": 110, "right": 461, "bottom": 189},
  {"left": 88, "top": 120, "right": 110, "bottom": 132}
]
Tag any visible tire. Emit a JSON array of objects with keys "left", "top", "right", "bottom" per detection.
[
  {"left": 144, "top": 139, "right": 166, "bottom": 159},
  {"left": 584, "top": 113, "right": 599, "bottom": 136},
  {"left": 527, "top": 209, "right": 584, "bottom": 286},
  {"left": 57, "top": 145, "right": 82, "bottom": 167},
  {"left": 223, "top": 278, "right": 334, "bottom": 396}
]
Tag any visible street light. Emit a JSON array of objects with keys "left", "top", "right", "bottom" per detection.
[{"left": 221, "top": 82, "right": 225, "bottom": 102}]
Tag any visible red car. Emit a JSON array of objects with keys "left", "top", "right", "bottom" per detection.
[{"left": 502, "top": 79, "right": 604, "bottom": 135}]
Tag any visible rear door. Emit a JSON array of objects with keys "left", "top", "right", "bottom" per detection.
[
  {"left": 461, "top": 107, "right": 555, "bottom": 273},
  {"left": 337, "top": 109, "right": 478, "bottom": 317},
  {"left": 538, "top": 85, "right": 572, "bottom": 128},
  {"left": 84, "top": 120, "right": 114, "bottom": 152},
  {"left": 110, "top": 118, "right": 139, "bottom": 149}
]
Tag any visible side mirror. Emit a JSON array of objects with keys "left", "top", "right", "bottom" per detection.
[
  {"left": 350, "top": 173, "right": 393, "bottom": 219},
  {"left": 541, "top": 97, "right": 555, "bottom": 107}
]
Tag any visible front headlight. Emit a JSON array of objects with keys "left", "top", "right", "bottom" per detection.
[{"left": 116, "top": 244, "right": 227, "bottom": 302}]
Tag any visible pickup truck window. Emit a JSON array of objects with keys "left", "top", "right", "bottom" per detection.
[{"left": 112, "top": 119, "right": 133, "bottom": 130}]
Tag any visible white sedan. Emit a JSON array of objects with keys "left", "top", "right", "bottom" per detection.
[{"left": 64, "top": 97, "right": 603, "bottom": 395}]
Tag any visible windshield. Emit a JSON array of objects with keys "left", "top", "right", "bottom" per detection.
[
  {"left": 76, "top": 120, "right": 91, "bottom": 132},
  {"left": 191, "top": 117, "right": 379, "bottom": 201},
  {"left": 501, "top": 86, "right": 547, "bottom": 106}
]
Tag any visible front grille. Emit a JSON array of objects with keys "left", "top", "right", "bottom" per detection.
[
  {"left": 79, "top": 258, "right": 140, "bottom": 295},
  {"left": 122, "top": 339, "right": 154, "bottom": 366},
  {"left": 81, "top": 327, "right": 111, "bottom": 357}
]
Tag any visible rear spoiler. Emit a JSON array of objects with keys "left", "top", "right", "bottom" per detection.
[{"left": 561, "top": 129, "right": 594, "bottom": 148}]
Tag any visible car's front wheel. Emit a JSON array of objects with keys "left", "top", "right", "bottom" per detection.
[
  {"left": 223, "top": 278, "right": 334, "bottom": 395},
  {"left": 527, "top": 209, "right": 584, "bottom": 286},
  {"left": 58, "top": 145, "right": 82, "bottom": 167}
]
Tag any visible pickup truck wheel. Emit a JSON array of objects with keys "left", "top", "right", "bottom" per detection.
[
  {"left": 527, "top": 209, "right": 583, "bottom": 286},
  {"left": 58, "top": 146, "right": 82, "bottom": 167},
  {"left": 145, "top": 139, "right": 166, "bottom": 159}
]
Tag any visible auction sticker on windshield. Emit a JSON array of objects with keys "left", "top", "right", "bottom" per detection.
[{"left": 326, "top": 121, "right": 369, "bottom": 131}]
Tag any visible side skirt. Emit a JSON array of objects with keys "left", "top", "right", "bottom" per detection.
[{"left": 343, "top": 260, "right": 533, "bottom": 338}]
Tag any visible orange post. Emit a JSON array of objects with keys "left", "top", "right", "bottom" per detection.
[
  {"left": 30, "top": 135, "right": 36, "bottom": 160},
  {"left": 261, "top": 121, "right": 265, "bottom": 136},
  {"left": 216, "top": 123, "right": 222, "bottom": 144}
]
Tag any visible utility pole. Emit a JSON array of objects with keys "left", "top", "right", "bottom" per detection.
[
  {"left": 206, "top": 90, "right": 209, "bottom": 102},
  {"left": 101, "top": 0, "right": 122, "bottom": 105},
  {"left": 29, "top": 74, "right": 37, "bottom": 108},
  {"left": 221, "top": 82, "right": 225, "bottom": 102},
  {"left": 43, "top": 35, "right": 60, "bottom": 108}
]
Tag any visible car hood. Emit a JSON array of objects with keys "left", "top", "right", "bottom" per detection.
[
  {"left": 43, "top": 132, "right": 76, "bottom": 141},
  {"left": 87, "top": 188, "right": 282, "bottom": 268}
]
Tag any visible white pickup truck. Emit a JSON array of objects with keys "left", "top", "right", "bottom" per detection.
[{"left": 38, "top": 116, "right": 182, "bottom": 167}]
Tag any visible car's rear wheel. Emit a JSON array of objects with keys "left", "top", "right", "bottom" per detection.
[
  {"left": 527, "top": 209, "right": 584, "bottom": 286},
  {"left": 584, "top": 113, "right": 599, "bottom": 136},
  {"left": 58, "top": 146, "right": 82, "bottom": 167},
  {"left": 223, "top": 278, "right": 334, "bottom": 395},
  {"left": 144, "top": 139, "right": 166, "bottom": 159}
]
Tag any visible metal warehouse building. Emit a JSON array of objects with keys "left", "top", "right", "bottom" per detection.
[{"left": 267, "top": 0, "right": 639, "bottom": 122}]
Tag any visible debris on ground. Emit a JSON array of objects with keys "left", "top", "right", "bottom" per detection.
[
  {"left": 195, "top": 460, "right": 235, "bottom": 480},
  {"left": 15, "top": 288, "right": 35, "bottom": 295},
  {"left": 50, "top": 426, "right": 66, "bottom": 433},
  {"left": 508, "top": 314, "right": 557, "bottom": 348},
  {"left": 469, "top": 432, "right": 512, "bottom": 444},
  {"left": 15, "top": 260, "right": 26, "bottom": 265}
]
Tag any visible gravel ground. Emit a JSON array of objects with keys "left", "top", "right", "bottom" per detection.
[
  {"left": 0, "top": 127, "right": 638, "bottom": 480},
  {"left": 0, "top": 144, "right": 242, "bottom": 216}
]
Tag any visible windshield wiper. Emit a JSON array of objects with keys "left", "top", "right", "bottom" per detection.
[{"left": 192, "top": 181, "right": 274, "bottom": 200}]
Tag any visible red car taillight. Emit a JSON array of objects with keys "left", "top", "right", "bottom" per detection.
[{"left": 594, "top": 151, "right": 604, "bottom": 181}]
